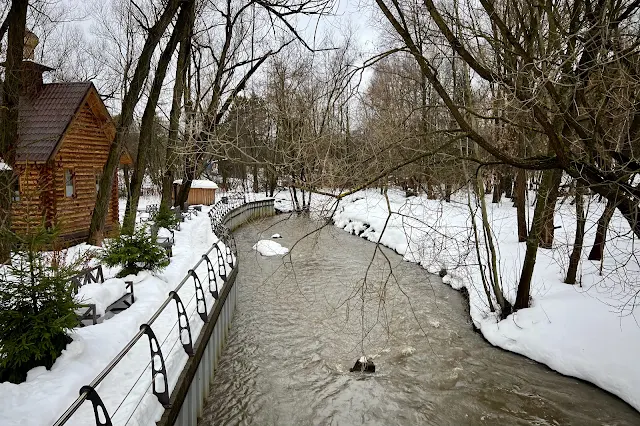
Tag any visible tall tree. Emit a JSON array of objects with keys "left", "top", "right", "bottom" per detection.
[
  {"left": 122, "top": 0, "right": 195, "bottom": 232},
  {"left": 0, "top": 0, "right": 28, "bottom": 260},
  {"left": 87, "top": 0, "right": 182, "bottom": 245}
]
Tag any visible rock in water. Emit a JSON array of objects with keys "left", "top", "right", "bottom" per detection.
[{"left": 350, "top": 356, "right": 375, "bottom": 373}]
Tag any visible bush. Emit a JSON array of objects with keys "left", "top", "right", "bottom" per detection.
[
  {"left": 0, "top": 226, "right": 82, "bottom": 383},
  {"left": 153, "top": 204, "right": 180, "bottom": 231},
  {"left": 100, "top": 226, "right": 169, "bottom": 277}
]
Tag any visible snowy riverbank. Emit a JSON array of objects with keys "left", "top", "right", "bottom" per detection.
[
  {"left": 274, "top": 188, "right": 640, "bottom": 413},
  {"left": 0, "top": 197, "right": 229, "bottom": 425}
]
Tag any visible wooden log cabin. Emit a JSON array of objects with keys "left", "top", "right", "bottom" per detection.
[{"left": 1, "top": 60, "right": 131, "bottom": 244}]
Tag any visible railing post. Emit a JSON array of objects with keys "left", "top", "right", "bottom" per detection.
[
  {"left": 202, "top": 254, "right": 219, "bottom": 299},
  {"left": 214, "top": 243, "right": 227, "bottom": 282},
  {"left": 80, "top": 385, "right": 112, "bottom": 426},
  {"left": 169, "top": 291, "right": 194, "bottom": 356},
  {"left": 140, "top": 324, "right": 170, "bottom": 407},
  {"left": 188, "top": 269, "right": 208, "bottom": 322},
  {"left": 224, "top": 243, "right": 234, "bottom": 268}
]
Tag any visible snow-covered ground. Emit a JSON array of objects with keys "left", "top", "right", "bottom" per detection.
[
  {"left": 0, "top": 196, "right": 233, "bottom": 425},
  {"left": 274, "top": 188, "right": 640, "bottom": 413}
]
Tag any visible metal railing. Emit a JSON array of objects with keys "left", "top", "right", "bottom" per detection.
[{"left": 52, "top": 198, "right": 274, "bottom": 426}]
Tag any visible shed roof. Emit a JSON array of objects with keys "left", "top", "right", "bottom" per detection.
[
  {"left": 173, "top": 179, "right": 218, "bottom": 189},
  {"left": 15, "top": 82, "right": 93, "bottom": 162}
]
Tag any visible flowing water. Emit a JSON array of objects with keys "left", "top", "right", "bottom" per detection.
[{"left": 200, "top": 215, "right": 640, "bottom": 425}]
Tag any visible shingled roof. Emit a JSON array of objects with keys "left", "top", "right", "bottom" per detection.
[{"left": 15, "top": 82, "right": 93, "bottom": 162}]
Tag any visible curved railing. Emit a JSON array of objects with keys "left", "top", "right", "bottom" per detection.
[{"left": 53, "top": 198, "right": 274, "bottom": 426}]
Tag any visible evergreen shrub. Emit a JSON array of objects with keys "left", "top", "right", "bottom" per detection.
[
  {"left": 0, "top": 226, "right": 82, "bottom": 383},
  {"left": 153, "top": 204, "right": 180, "bottom": 231},
  {"left": 100, "top": 226, "right": 169, "bottom": 277}
]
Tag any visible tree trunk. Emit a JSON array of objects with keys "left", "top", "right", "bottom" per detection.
[
  {"left": 176, "top": 155, "right": 196, "bottom": 208},
  {"left": 88, "top": 0, "right": 182, "bottom": 245},
  {"left": 538, "top": 169, "right": 562, "bottom": 249},
  {"left": 268, "top": 171, "right": 276, "bottom": 197},
  {"left": 444, "top": 183, "right": 451, "bottom": 202},
  {"left": 502, "top": 172, "right": 513, "bottom": 199},
  {"left": 565, "top": 182, "right": 585, "bottom": 284},
  {"left": 515, "top": 168, "right": 557, "bottom": 310},
  {"left": 475, "top": 168, "right": 511, "bottom": 316},
  {"left": 252, "top": 164, "right": 259, "bottom": 193},
  {"left": 491, "top": 170, "right": 501, "bottom": 203},
  {"left": 588, "top": 198, "right": 616, "bottom": 261},
  {"left": 0, "top": 0, "right": 28, "bottom": 261},
  {"left": 123, "top": 5, "right": 188, "bottom": 232},
  {"left": 122, "top": 166, "right": 131, "bottom": 198},
  {"left": 161, "top": 0, "right": 195, "bottom": 211},
  {"left": 515, "top": 168, "right": 528, "bottom": 242}
]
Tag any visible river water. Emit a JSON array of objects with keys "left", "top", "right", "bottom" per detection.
[{"left": 200, "top": 215, "right": 640, "bottom": 425}]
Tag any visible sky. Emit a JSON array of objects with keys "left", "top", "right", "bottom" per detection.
[{"left": 16, "top": 0, "right": 386, "bottom": 115}]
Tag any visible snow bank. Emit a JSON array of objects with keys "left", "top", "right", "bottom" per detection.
[
  {"left": 0, "top": 198, "right": 232, "bottom": 426},
  {"left": 75, "top": 278, "right": 127, "bottom": 316},
  {"left": 253, "top": 240, "right": 289, "bottom": 256},
  {"left": 275, "top": 188, "right": 640, "bottom": 413}
]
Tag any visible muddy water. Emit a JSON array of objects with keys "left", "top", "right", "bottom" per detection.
[{"left": 200, "top": 215, "right": 640, "bottom": 425}]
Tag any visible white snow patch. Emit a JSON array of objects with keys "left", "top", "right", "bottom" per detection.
[
  {"left": 75, "top": 278, "right": 128, "bottom": 316},
  {"left": 271, "top": 233, "right": 282, "bottom": 239},
  {"left": 401, "top": 347, "right": 416, "bottom": 356},
  {"left": 253, "top": 240, "right": 289, "bottom": 256},
  {"left": 173, "top": 179, "right": 218, "bottom": 189}
]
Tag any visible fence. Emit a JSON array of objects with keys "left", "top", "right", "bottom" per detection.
[{"left": 53, "top": 198, "right": 274, "bottom": 426}]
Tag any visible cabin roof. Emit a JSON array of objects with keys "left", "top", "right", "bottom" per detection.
[{"left": 14, "top": 82, "right": 95, "bottom": 162}]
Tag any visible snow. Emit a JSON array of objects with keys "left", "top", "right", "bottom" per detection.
[
  {"left": 0, "top": 161, "right": 12, "bottom": 171},
  {"left": 173, "top": 179, "right": 218, "bottom": 189},
  {"left": 157, "top": 227, "right": 173, "bottom": 239},
  {"left": 75, "top": 278, "right": 127, "bottom": 316},
  {"left": 253, "top": 240, "right": 289, "bottom": 256},
  {"left": 271, "top": 233, "right": 282, "bottom": 239},
  {"left": 274, "top": 188, "right": 640, "bottom": 413},
  {"left": 0, "top": 195, "right": 234, "bottom": 426}
]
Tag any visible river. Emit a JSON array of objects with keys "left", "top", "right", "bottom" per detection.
[{"left": 200, "top": 215, "right": 640, "bottom": 425}]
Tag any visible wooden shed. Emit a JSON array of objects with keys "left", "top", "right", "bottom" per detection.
[
  {"left": 1, "top": 60, "right": 129, "bottom": 244},
  {"left": 173, "top": 179, "right": 218, "bottom": 205}
]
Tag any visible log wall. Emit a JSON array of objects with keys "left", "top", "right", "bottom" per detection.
[
  {"left": 10, "top": 88, "right": 119, "bottom": 245},
  {"left": 52, "top": 99, "right": 118, "bottom": 240},
  {"left": 187, "top": 188, "right": 216, "bottom": 205},
  {"left": 10, "top": 162, "right": 48, "bottom": 234}
]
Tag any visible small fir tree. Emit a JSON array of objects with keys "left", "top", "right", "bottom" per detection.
[
  {"left": 0, "top": 225, "right": 83, "bottom": 383},
  {"left": 100, "top": 226, "right": 169, "bottom": 277},
  {"left": 153, "top": 204, "right": 180, "bottom": 231}
]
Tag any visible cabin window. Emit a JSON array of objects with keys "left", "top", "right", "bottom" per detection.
[
  {"left": 11, "top": 176, "right": 20, "bottom": 202},
  {"left": 64, "top": 169, "right": 75, "bottom": 197}
]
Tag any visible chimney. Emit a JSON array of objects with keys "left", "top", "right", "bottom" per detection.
[
  {"left": 23, "top": 30, "right": 38, "bottom": 60},
  {"left": 20, "top": 61, "right": 53, "bottom": 97},
  {"left": 20, "top": 30, "right": 53, "bottom": 97},
  {"left": 0, "top": 30, "right": 53, "bottom": 97}
]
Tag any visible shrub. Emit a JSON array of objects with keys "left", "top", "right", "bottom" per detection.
[
  {"left": 153, "top": 204, "right": 180, "bottom": 231},
  {"left": 0, "top": 226, "right": 82, "bottom": 383},
  {"left": 100, "top": 226, "right": 169, "bottom": 277}
]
